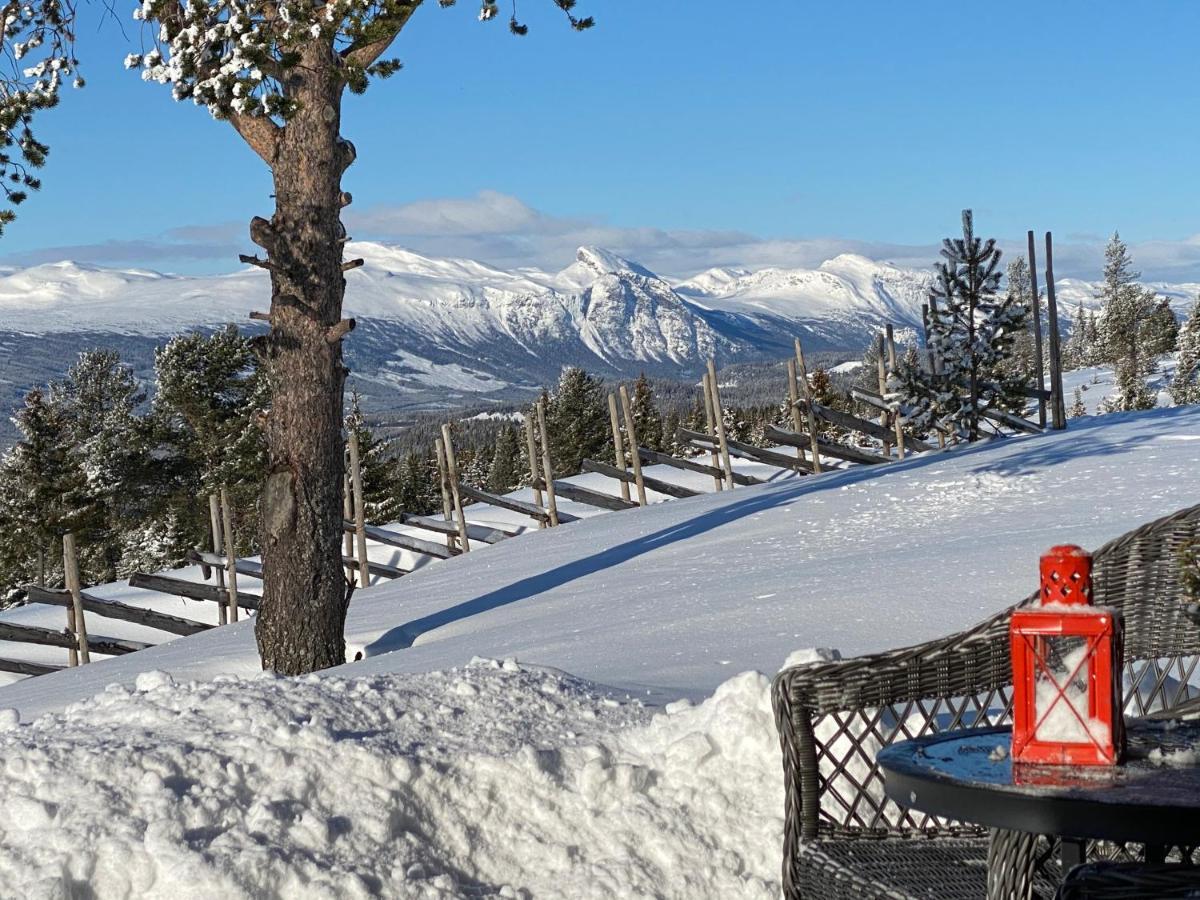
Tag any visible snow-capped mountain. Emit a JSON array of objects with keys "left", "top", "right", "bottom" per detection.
[{"left": 0, "top": 243, "right": 1194, "bottom": 440}]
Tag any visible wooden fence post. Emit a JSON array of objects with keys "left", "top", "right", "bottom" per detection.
[
  {"left": 348, "top": 431, "right": 371, "bottom": 589},
  {"left": 793, "top": 337, "right": 823, "bottom": 474},
  {"left": 875, "top": 334, "right": 893, "bottom": 457},
  {"left": 434, "top": 437, "right": 458, "bottom": 550},
  {"left": 219, "top": 487, "right": 240, "bottom": 622},
  {"left": 535, "top": 400, "right": 560, "bottom": 526},
  {"left": 885, "top": 324, "right": 906, "bottom": 460},
  {"left": 208, "top": 493, "right": 228, "bottom": 625},
  {"left": 786, "top": 358, "right": 806, "bottom": 466},
  {"left": 619, "top": 385, "right": 648, "bottom": 506},
  {"left": 62, "top": 533, "right": 89, "bottom": 665},
  {"left": 1027, "top": 230, "right": 1047, "bottom": 429},
  {"left": 1044, "top": 231, "right": 1067, "bottom": 430},
  {"left": 523, "top": 413, "right": 545, "bottom": 527},
  {"left": 706, "top": 359, "right": 735, "bottom": 489},
  {"left": 342, "top": 464, "right": 358, "bottom": 579},
  {"left": 607, "top": 393, "right": 632, "bottom": 503},
  {"left": 701, "top": 373, "right": 724, "bottom": 492},
  {"left": 439, "top": 424, "right": 472, "bottom": 551}
]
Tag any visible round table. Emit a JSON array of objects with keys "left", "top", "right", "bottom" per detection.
[{"left": 878, "top": 718, "right": 1200, "bottom": 898}]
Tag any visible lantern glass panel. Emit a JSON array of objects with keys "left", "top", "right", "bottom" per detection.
[{"left": 1034, "top": 635, "right": 1100, "bottom": 744}]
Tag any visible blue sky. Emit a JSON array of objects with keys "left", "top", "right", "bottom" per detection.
[{"left": 4, "top": 1, "right": 1200, "bottom": 279}]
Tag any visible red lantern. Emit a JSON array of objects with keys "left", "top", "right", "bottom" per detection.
[{"left": 1009, "top": 545, "right": 1125, "bottom": 766}]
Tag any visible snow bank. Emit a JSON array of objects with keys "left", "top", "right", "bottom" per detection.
[{"left": 0, "top": 660, "right": 781, "bottom": 899}]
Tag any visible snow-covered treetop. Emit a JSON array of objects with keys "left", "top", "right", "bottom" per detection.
[
  {"left": 124, "top": 0, "right": 592, "bottom": 126},
  {"left": 0, "top": 0, "right": 81, "bottom": 232}
]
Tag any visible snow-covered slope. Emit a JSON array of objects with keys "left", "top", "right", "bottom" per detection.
[{"left": 0, "top": 406, "right": 1197, "bottom": 897}]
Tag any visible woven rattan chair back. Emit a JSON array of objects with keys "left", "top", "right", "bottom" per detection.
[{"left": 773, "top": 504, "right": 1200, "bottom": 884}]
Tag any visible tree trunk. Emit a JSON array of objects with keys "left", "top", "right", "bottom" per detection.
[{"left": 253, "top": 47, "right": 355, "bottom": 674}]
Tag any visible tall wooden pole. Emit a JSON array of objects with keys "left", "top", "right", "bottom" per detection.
[
  {"left": 607, "top": 393, "right": 632, "bottom": 503},
  {"left": 220, "top": 486, "right": 239, "bottom": 622},
  {"left": 706, "top": 359, "right": 735, "bottom": 489},
  {"left": 535, "top": 400, "right": 559, "bottom": 526},
  {"left": 1044, "top": 232, "right": 1067, "bottom": 430},
  {"left": 793, "top": 337, "right": 822, "bottom": 474},
  {"left": 439, "top": 425, "right": 471, "bottom": 551},
  {"left": 342, "top": 469, "right": 358, "bottom": 579},
  {"left": 348, "top": 431, "right": 370, "bottom": 589},
  {"left": 1027, "top": 230, "right": 1047, "bottom": 429},
  {"left": 434, "top": 437, "right": 458, "bottom": 550},
  {"left": 885, "top": 324, "right": 906, "bottom": 460},
  {"left": 700, "top": 374, "right": 724, "bottom": 492},
  {"left": 62, "top": 533, "right": 89, "bottom": 665},
  {"left": 876, "top": 334, "right": 893, "bottom": 457},
  {"left": 619, "top": 385, "right": 648, "bottom": 506},
  {"left": 209, "top": 493, "right": 228, "bottom": 625},
  {"left": 922, "top": 303, "right": 946, "bottom": 451},
  {"left": 786, "top": 358, "right": 806, "bottom": 465},
  {"left": 522, "top": 414, "right": 545, "bottom": 528}
]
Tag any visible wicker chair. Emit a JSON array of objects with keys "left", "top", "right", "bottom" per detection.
[
  {"left": 772, "top": 503, "right": 1200, "bottom": 900},
  {"left": 1055, "top": 862, "right": 1200, "bottom": 898}
]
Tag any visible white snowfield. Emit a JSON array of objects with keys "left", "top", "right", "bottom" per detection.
[{"left": 0, "top": 405, "right": 1197, "bottom": 898}]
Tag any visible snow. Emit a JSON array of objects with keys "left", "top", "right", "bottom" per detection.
[
  {"left": 0, "top": 405, "right": 1197, "bottom": 896},
  {"left": 0, "top": 660, "right": 778, "bottom": 899}
]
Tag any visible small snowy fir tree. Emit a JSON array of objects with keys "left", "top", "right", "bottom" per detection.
[
  {"left": 1097, "top": 233, "right": 1159, "bottom": 394},
  {"left": 1169, "top": 298, "right": 1200, "bottom": 406},
  {"left": 545, "top": 368, "right": 609, "bottom": 476},
  {"left": 891, "top": 210, "right": 1029, "bottom": 441},
  {"left": 1143, "top": 297, "right": 1180, "bottom": 359},
  {"left": 629, "top": 373, "right": 664, "bottom": 452},
  {"left": 486, "top": 425, "right": 522, "bottom": 494},
  {"left": 1000, "top": 256, "right": 1038, "bottom": 378},
  {"left": 1069, "top": 388, "right": 1088, "bottom": 419},
  {"left": 345, "top": 391, "right": 400, "bottom": 524}
]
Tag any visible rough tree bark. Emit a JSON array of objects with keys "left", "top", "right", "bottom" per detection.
[{"left": 243, "top": 45, "right": 357, "bottom": 674}]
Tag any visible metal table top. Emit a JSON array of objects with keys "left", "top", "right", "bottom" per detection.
[{"left": 879, "top": 718, "right": 1200, "bottom": 846}]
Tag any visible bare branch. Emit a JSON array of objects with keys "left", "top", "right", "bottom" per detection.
[
  {"left": 240, "top": 254, "right": 274, "bottom": 270},
  {"left": 341, "top": 2, "right": 422, "bottom": 70},
  {"left": 229, "top": 113, "right": 281, "bottom": 165},
  {"left": 341, "top": 258, "right": 364, "bottom": 272},
  {"left": 325, "top": 318, "right": 357, "bottom": 344},
  {"left": 249, "top": 310, "right": 272, "bottom": 322}
]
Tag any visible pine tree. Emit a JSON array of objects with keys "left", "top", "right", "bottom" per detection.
[
  {"left": 1097, "top": 233, "right": 1158, "bottom": 395},
  {"left": 1170, "top": 298, "right": 1200, "bottom": 406},
  {"left": 893, "top": 210, "right": 1029, "bottom": 440},
  {"left": 118, "top": 0, "right": 596, "bottom": 674},
  {"left": 545, "top": 368, "right": 609, "bottom": 476},
  {"left": 629, "top": 374, "right": 664, "bottom": 452},
  {"left": 1069, "top": 388, "right": 1088, "bottom": 419},
  {"left": 1143, "top": 298, "right": 1180, "bottom": 360},
  {"left": 345, "top": 391, "right": 400, "bottom": 524},
  {"left": 153, "top": 326, "right": 268, "bottom": 537},
  {"left": 1002, "top": 256, "right": 1038, "bottom": 378},
  {"left": 487, "top": 425, "right": 521, "bottom": 494}
]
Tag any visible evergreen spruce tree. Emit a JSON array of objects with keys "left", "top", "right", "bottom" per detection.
[
  {"left": 545, "top": 368, "right": 609, "bottom": 476},
  {"left": 153, "top": 326, "right": 268, "bottom": 544},
  {"left": 1097, "top": 233, "right": 1158, "bottom": 404},
  {"left": 1143, "top": 298, "right": 1180, "bottom": 359},
  {"left": 1002, "top": 256, "right": 1038, "bottom": 378},
  {"left": 1069, "top": 388, "right": 1088, "bottom": 419},
  {"left": 344, "top": 391, "right": 400, "bottom": 524},
  {"left": 1170, "top": 298, "right": 1200, "bottom": 406},
  {"left": 629, "top": 374, "right": 664, "bottom": 452},
  {"left": 487, "top": 425, "right": 521, "bottom": 494},
  {"left": 53, "top": 351, "right": 152, "bottom": 581},
  {"left": 893, "top": 210, "right": 1029, "bottom": 440}
]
